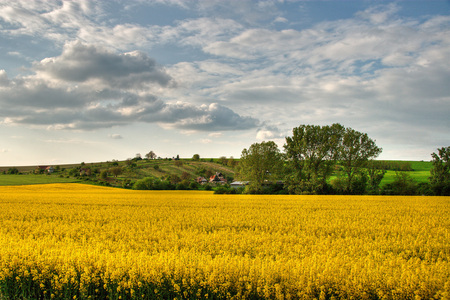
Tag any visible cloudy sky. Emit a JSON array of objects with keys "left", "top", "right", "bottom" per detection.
[{"left": 0, "top": 0, "right": 449, "bottom": 165}]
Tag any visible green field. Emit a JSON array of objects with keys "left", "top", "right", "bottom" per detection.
[
  {"left": 0, "top": 174, "right": 80, "bottom": 186},
  {"left": 380, "top": 161, "right": 432, "bottom": 185}
]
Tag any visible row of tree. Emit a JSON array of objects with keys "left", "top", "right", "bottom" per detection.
[{"left": 238, "top": 123, "right": 449, "bottom": 195}]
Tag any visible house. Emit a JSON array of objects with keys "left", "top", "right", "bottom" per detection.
[
  {"left": 196, "top": 177, "right": 208, "bottom": 185},
  {"left": 209, "top": 172, "right": 227, "bottom": 185},
  {"left": 230, "top": 181, "right": 249, "bottom": 189},
  {"left": 80, "top": 168, "right": 92, "bottom": 176},
  {"left": 36, "top": 166, "right": 54, "bottom": 174}
]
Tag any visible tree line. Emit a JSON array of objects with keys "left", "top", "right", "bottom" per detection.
[{"left": 237, "top": 123, "right": 450, "bottom": 196}]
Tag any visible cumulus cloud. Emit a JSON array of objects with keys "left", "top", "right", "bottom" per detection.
[
  {"left": 0, "top": 70, "right": 9, "bottom": 86},
  {"left": 151, "top": 103, "right": 259, "bottom": 131},
  {"left": 256, "top": 125, "right": 285, "bottom": 141},
  {"left": 34, "top": 41, "right": 173, "bottom": 89},
  {"left": 0, "top": 42, "right": 259, "bottom": 132}
]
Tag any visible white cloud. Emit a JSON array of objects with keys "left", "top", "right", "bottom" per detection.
[
  {"left": 0, "top": 70, "right": 9, "bottom": 86},
  {"left": 208, "top": 132, "right": 223, "bottom": 138},
  {"left": 34, "top": 41, "right": 173, "bottom": 89},
  {"left": 0, "top": 42, "right": 259, "bottom": 132},
  {"left": 109, "top": 134, "right": 123, "bottom": 139}
]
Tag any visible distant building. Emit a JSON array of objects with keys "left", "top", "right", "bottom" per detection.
[
  {"left": 209, "top": 172, "right": 227, "bottom": 185},
  {"left": 36, "top": 166, "right": 54, "bottom": 174},
  {"left": 196, "top": 177, "right": 208, "bottom": 185},
  {"left": 230, "top": 181, "right": 249, "bottom": 189},
  {"left": 80, "top": 168, "right": 91, "bottom": 176}
]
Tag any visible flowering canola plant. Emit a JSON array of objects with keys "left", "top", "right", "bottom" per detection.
[{"left": 0, "top": 183, "right": 449, "bottom": 299}]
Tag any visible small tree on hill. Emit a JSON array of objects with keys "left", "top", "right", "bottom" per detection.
[
  {"left": 145, "top": 151, "right": 157, "bottom": 160},
  {"left": 110, "top": 167, "right": 123, "bottom": 178},
  {"left": 219, "top": 156, "right": 228, "bottom": 165}
]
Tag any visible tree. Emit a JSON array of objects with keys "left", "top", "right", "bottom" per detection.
[
  {"left": 227, "top": 157, "right": 237, "bottom": 168},
  {"left": 7, "top": 167, "right": 19, "bottom": 175},
  {"left": 192, "top": 154, "right": 200, "bottom": 161},
  {"left": 337, "top": 127, "right": 382, "bottom": 194},
  {"left": 366, "top": 160, "right": 386, "bottom": 194},
  {"left": 219, "top": 156, "right": 228, "bottom": 165},
  {"left": 381, "top": 171, "right": 417, "bottom": 195},
  {"left": 239, "top": 141, "right": 284, "bottom": 193},
  {"left": 284, "top": 124, "right": 343, "bottom": 194},
  {"left": 430, "top": 146, "right": 450, "bottom": 195},
  {"left": 168, "top": 174, "right": 181, "bottom": 185},
  {"left": 145, "top": 151, "right": 157, "bottom": 160},
  {"left": 205, "top": 169, "right": 214, "bottom": 179},
  {"left": 100, "top": 170, "right": 108, "bottom": 179},
  {"left": 109, "top": 166, "right": 123, "bottom": 178}
]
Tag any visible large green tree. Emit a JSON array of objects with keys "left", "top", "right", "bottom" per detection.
[
  {"left": 284, "top": 123, "right": 382, "bottom": 194},
  {"left": 284, "top": 124, "right": 344, "bottom": 194},
  {"left": 430, "top": 146, "right": 450, "bottom": 196},
  {"left": 239, "top": 141, "right": 284, "bottom": 193},
  {"left": 337, "top": 128, "right": 382, "bottom": 194}
]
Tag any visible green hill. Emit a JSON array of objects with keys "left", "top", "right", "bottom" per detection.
[
  {"left": 380, "top": 160, "right": 432, "bottom": 186},
  {"left": 0, "top": 158, "right": 237, "bottom": 188}
]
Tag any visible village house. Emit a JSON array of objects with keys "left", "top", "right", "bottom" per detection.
[
  {"left": 80, "top": 168, "right": 92, "bottom": 176},
  {"left": 35, "top": 166, "right": 54, "bottom": 174},
  {"left": 196, "top": 177, "right": 208, "bottom": 185},
  {"left": 230, "top": 181, "right": 249, "bottom": 189},
  {"left": 209, "top": 172, "right": 227, "bottom": 185}
]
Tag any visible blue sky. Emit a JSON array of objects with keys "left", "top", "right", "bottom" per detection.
[{"left": 0, "top": 0, "right": 449, "bottom": 165}]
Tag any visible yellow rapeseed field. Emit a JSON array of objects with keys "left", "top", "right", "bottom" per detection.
[{"left": 0, "top": 183, "right": 449, "bottom": 300}]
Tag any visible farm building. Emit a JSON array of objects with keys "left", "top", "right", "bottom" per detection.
[{"left": 230, "top": 181, "right": 249, "bottom": 189}]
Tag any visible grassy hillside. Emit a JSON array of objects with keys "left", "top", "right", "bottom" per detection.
[
  {"left": 380, "top": 161, "right": 432, "bottom": 185},
  {"left": 0, "top": 158, "right": 237, "bottom": 188}
]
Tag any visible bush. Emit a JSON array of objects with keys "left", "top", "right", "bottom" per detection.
[
  {"left": 189, "top": 182, "right": 199, "bottom": 190},
  {"left": 7, "top": 167, "right": 19, "bottom": 175},
  {"left": 133, "top": 177, "right": 154, "bottom": 190},
  {"left": 381, "top": 172, "right": 417, "bottom": 195},
  {"left": 100, "top": 170, "right": 108, "bottom": 179},
  {"left": 416, "top": 182, "right": 434, "bottom": 196},
  {"left": 176, "top": 180, "right": 190, "bottom": 190}
]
